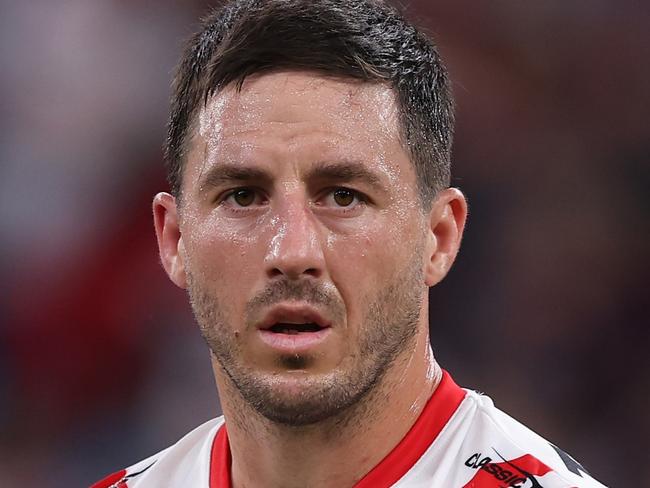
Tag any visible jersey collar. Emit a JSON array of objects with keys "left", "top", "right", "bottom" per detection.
[{"left": 209, "top": 369, "right": 466, "bottom": 488}]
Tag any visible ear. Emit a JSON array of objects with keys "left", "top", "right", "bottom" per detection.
[
  {"left": 424, "top": 188, "right": 468, "bottom": 287},
  {"left": 153, "top": 192, "right": 187, "bottom": 289}
]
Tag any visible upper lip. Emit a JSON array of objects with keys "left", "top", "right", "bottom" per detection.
[{"left": 257, "top": 304, "right": 331, "bottom": 330}]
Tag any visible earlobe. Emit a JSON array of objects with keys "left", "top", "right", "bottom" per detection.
[
  {"left": 153, "top": 192, "right": 188, "bottom": 289},
  {"left": 424, "top": 188, "right": 468, "bottom": 287}
]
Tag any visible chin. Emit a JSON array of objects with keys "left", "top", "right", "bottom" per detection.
[
  {"left": 275, "top": 352, "right": 314, "bottom": 370},
  {"left": 230, "top": 364, "right": 378, "bottom": 428}
]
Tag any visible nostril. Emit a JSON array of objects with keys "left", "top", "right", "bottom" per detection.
[
  {"left": 268, "top": 268, "right": 284, "bottom": 278},
  {"left": 267, "top": 266, "right": 321, "bottom": 279}
]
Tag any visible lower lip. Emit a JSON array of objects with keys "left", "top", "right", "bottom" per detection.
[{"left": 257, "top": 328, "right": 332, "bottom": 353}]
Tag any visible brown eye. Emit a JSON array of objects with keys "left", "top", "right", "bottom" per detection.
[
  {"left": 333, "top": 188, "right": 355, "bottom": 207},
  {"left": 233, "top": 189, "right": 255, "bottom": 206}
]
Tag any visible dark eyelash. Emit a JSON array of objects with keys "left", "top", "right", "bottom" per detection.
[
  {"left": 335, "top": 187, "right": 368, "bottom": 201},
  {"left": 216, "top": 187, "right": 264, "bottom": 207}
]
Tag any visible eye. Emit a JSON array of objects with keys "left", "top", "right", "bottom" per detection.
[
  {"left": 220, "top": 187, "right": 266, "bottom": 208},
  {"left": 231, "top": 188, "right": 255, "bottom": 206},
  {"left": 332, "top": 188, "right": 355, "bottom": 207},
  {"left": 317, "top": 187, "right": 367, "bottom": 212}
]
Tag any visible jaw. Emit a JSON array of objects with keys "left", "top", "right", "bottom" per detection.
[
  {"left": 211, "top": 318, "right": 431, "bottom": 433},
  {"left": 212, "top": 322, "right": 437, "bottom": 450}
]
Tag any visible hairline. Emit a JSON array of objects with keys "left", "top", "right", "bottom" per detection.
[{"left": 174, "top": 69, "right": 437, "bottom": 211}]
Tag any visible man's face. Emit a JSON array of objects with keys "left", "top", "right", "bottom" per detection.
[{"left": 175, "top": 72, "right": 431, "bottom": 425}]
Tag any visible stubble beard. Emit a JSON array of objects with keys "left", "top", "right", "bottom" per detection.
[{"left": 187, "top": 252, "right": 424, "bottom": 428}]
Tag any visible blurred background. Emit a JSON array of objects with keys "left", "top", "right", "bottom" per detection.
[{"left": 1, "top": 0, "right": 648, "bottom": 486}]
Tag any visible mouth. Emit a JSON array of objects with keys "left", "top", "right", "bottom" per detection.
[
  {"left": 268, "top": 322, "right": 325, "bottom": 334},
  {"left": 258, "top": 304, "right": 331, "bottom": 332},
  {"left": 256, "top": 305, "right": 333, "bottom": 352}
]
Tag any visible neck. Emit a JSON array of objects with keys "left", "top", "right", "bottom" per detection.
[{"left": 213, "top": 331, "right": 441, "bottom": 488}]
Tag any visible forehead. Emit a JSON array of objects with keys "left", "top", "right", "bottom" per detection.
[
  {"left": 185, "top": 71, "right": 414, "bottom": 188},
  {"left": 200, "top": 71, "right": 399, "bottom": 137}
]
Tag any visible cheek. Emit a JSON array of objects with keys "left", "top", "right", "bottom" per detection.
[
  {"left": 182, "top": 217, "right": 267, "bottom": 290},
  {"left": 324, "top": 219, "right": 408, "bottom": 294}
]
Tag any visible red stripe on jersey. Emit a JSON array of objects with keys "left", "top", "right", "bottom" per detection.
[
  {"left": 89, "top": 469, "right": 127, "bottom": 488},
  {"left": 354, "top": 370, "right": 466, "bottom": 488},
  {"left": 208, "top": 370, "right": 465, "bottom": 488},
  {"left": 209, "top": 424, "right": 232, "bottom": 488}
]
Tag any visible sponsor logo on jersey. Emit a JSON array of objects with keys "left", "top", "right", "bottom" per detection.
[{"left": 463, "top": 449, "right": 554, "bottom": 487}]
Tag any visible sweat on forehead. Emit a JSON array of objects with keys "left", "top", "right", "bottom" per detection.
[
  {"left": 185, "top": 72, "right": 403, "bottom": 182},
  {"left": 196, "top": 72, "right": 400, "bottom": 139},
  {"left": 164, "top": 0, "right": 453, "bottom": 202}
]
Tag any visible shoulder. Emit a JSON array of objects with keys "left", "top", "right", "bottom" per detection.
[
  {"left": 90, "top": 416, "right": 225, "bottom": 488},
  {"left": 456, "top": 389, "right": 607, "bottom": 487}
]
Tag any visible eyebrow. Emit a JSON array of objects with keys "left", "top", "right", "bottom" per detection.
[
  {"left": 305, "top": 160, "right": 384, "bottom": 190},
  {"left": 197, "top": 159, "right": 385, "bottom": 192},
  {"left": 198, "top": 164, "right": 273, "bottom": 191}
]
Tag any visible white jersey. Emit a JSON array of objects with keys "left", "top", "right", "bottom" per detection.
[{"left": 92, "top": 371, "right": 607, "bottom": 488}]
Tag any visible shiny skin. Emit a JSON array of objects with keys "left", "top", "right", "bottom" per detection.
[{"left": 154, "top": 70, "right": 467, "bottom": 486}]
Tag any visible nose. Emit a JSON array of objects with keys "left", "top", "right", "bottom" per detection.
[{"left": 264, "top": 199, "right": 325, "bottom": 280}]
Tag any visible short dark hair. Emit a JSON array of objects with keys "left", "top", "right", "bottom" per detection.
[{"left": 165, "top": 0, "right": 454, "bottom": 205}]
